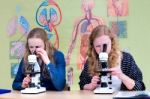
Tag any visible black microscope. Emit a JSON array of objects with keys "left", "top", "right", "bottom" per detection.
[{"left": 94, "top": 44, "right": 114, "bottom": 94}]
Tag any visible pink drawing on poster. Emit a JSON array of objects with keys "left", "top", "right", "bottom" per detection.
[
  {"left": 6, "top": 16, "right": 18, "bottom": 36},
  {"left": 108, "top": 0, "right": 128, "bottom": 16},
  {"left": 6, "top": 16, "right": 30, "bottom": 37},
  {"left": 10, "top": 41, "right": 25, "bottom": 59},
  {"left": 66, "top": 0, "right": 105, "bottom": 70}
]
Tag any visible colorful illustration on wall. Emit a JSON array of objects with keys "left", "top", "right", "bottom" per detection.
[
  {"left": 107, "top": 0, "right": 128, "bottom": 17},
  {"left": 6, "top": 15, "right": 30, "bottom": 37},
  {"left": 18, "top": 16, "right": 30, "bottom": 35},
  {"left": 109, "top": 20, "right": 127, "bottom": 38},
  {"left": 6, "top": 16, "right": 18, "bottom": 37},
  {"left": 11, "top": 63, "right": 19, "bottom": 78},
  {"left": 35, "top": 0, "right": 62, "bottom": 49},
  {"left": 10, "top": 41, "right": 25, "bottom": 59},
  {"left": 6, "top": 5, "right": 30, "bottom": 60},
  {"left": 66, "top": 0, "right": 105, "bottom": 70}
]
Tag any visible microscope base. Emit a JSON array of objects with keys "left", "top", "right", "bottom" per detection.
[
  {"left": 21, "top": 87, "right": 46, "bottom": 94},
  {"left": 93, "top": 87, "right": 114, "bottom": 94}
]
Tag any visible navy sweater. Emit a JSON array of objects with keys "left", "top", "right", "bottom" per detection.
[
  {"left": 79, "top": 52, "right": 145, "bottom": 91},
  {"left": 12, "top": 50, "right": 66, "bottom": 91}
]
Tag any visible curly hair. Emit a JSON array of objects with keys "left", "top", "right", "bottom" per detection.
[{"left": 87, "top": 25, "right": 120, "bottom": 76}]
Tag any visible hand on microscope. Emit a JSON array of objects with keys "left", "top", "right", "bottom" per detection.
[
  {"left": 109, "top": 66, "right": 136, "bottom": 90},
  {"left": 35, "top": 48, "right": 50, "bottom": 65},
  {"left": 109, "top": 66, "right": 123, "bottom": 79},
  {"left": 84, "top": 76, "right": 100, "bottom": 90},
  {"left": 21, "top": 75, "right": 31, "bottom": 88}
]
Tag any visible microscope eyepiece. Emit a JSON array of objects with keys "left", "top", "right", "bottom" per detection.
[{"left": 102, "top": 44, "right": 107, "bottom": 52}]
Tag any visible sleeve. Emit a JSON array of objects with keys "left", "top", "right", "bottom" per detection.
[
  {"left": 129, "top": 54, "right": 145, "bottom": 90},
  {"left": 12, "top": 59, "right": 25, "bottom": 90},
  {"left": 47, "top": 51, "right": 66, "bottom": 91},
  {"left": 79, "top": 62, "right": 92, "bottom": 90},
  {"left": 121, "top": 53, "right": 145, "bottom": 91}
]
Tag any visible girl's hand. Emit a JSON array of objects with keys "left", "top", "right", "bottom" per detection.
[
  {"left": 109, "top": 66, "right": 123, "bottom": 79},
  {"left": 87, "top": 75, "right": 100, "bottom": 90},
  {"left": 36, "top": 48, "right": 50, "bottom": 65},
  {"left": 22, "top": 75, "right": 31, "bottom": 88}
]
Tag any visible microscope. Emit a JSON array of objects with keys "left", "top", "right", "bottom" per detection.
[
  {"left": 94, "top": 44, "right": 114, "bottom": 94},
  {"left": 21, "top": 54, "right": 46, "bottom": 94}
]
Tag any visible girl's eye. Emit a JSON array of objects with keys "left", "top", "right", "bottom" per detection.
[
  {"left": 29, "top": 46, "right": 34, "bottom": 48},
  {"left": 96, "top": 45, "right": 101, "bottom": 47}
]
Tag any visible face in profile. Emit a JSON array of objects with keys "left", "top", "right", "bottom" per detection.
[
  {"left": 28, "top": 38, "right": 45, "bottom": 57},
  {"left": 93, "top": 35, "right": 111, "bottom": 54}
]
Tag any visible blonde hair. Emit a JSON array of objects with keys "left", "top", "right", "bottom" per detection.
[{"left": 87, "top": 25, "right": 120, "bottom": 76}]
